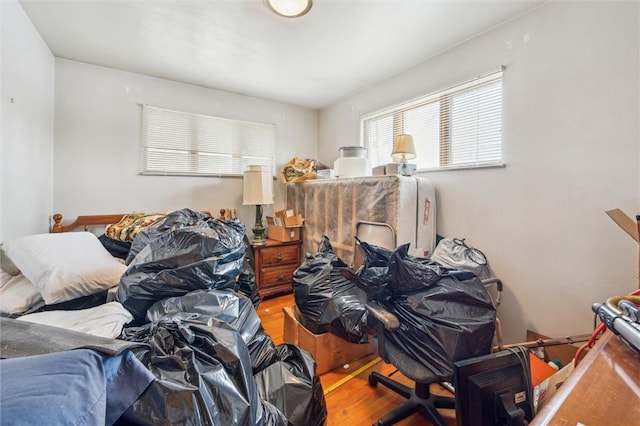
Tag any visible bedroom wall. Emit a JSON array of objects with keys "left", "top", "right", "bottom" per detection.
[
  {"left": 53, "top": 59, "right": 317, "bottom": 232},
  {"left": 0, "top": 0, "right": 54, "bottom": 241},
  {"left": 318, "top": 1, "right": 640, "bottom": 343}
]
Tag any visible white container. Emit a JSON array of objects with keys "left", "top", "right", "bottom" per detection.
[
  {"left": 333, "top": 157, "right": 371, "bottom": 178},
  {"left": 339, "top": 146, "right": 366, "bottom": 158}
]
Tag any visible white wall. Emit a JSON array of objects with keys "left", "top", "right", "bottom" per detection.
[
  {"left": 1, "top": 0, "right": 54, "bottom": 240},
  {"left": 319, "top": 1, "right": 640, "bottom": 343},
  {"left": 53, "top": 59, "right": 317, "bottom": 231}
]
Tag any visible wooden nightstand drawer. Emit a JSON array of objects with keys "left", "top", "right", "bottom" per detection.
[
  {"left": 259, "top": 264, "right": 296, "bottom": 286},
  {"left": 260, "top": 244, "right": 300, "bottom": 266},
  {"left": 253, "top": 239, "right": 302, "bottom": 299}
]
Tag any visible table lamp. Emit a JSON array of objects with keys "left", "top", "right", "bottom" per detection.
[
  {"left": 243, "top": 165, "right": 274, "bottom": 245},
  {"left": 391, "top": 134, "right": 417, "bottom": 175}
]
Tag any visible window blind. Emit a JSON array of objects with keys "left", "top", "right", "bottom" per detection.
[
  {"left": 141, "top": 105, "right": 276, "bottom": 176},
  {"left": 361, "top": 69, "right": 503, "bottom": 171}
]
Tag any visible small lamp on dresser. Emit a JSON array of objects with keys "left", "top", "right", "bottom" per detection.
[
  {"left": 243, "top": 165, "right": 274, "bottom": 246},
  {"left": 391, "top": 134, "right": 417, "bottom": 176}
]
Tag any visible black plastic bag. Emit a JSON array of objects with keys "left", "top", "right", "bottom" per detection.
[
  {"left": 379, "top": 271, "right": 496, "bottom": 381},
  {"left": 387, "top": 244, "right": 445, "bottom": 295},
  {"left": 292, "top": 236, "right": 369, "bottom": 343},
  {"left": 134, "top": 289, "right": 327, "bottom": 425},
  {"left": 237, "top": 235, "right": 261, "bottom": 307},
  {"left": 145, "top": 289, "right": 279, "bottom": 374},
  {"left": 115, "top": 208, "right": 246, "bottom": 324},
  {"left": 353, "top": 241, "right": 496, "bottom": 382},
  {"left": 119, "top": 313, "right": 287, "bottom": 426},
  {"left": 254, "top": 344, "right": 328, "bottom": 426}
]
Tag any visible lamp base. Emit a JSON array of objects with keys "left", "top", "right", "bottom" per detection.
[
  {"left": 386, "top": 162, "right": 416, "bottom": 176},
  {"left": 252, "top": 204, "right": 267, "bottom": 246}
]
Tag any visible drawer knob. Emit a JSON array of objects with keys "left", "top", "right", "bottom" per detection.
[
  {"left": 277, "top": 273, "right": 285, "bottom": 280},
  {"left": 275, "top": 253, "right": 284, "bottom": 261}
]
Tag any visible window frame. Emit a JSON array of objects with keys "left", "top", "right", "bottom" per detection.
[
  {"left": 360, "top": 68, "right": 505, "bottom": 172},
  {"left": 140, "top": 105, "right": 276, "bottom": 178}
]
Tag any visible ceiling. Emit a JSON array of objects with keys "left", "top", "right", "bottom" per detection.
[{"left": 19, "top": 0, "right": 542, "bottom": 110}]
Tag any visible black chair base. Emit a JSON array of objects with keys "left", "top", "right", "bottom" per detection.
[{"left": 369, "top": 371, "right": 455, "bottom": 426}]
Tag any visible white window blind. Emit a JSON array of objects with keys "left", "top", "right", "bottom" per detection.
[
  {"left": 141, "top": 105, "right": 276, "bottom": 176},
  {"left": 361, "top": 68, "right": 503, "bottom": 171}
]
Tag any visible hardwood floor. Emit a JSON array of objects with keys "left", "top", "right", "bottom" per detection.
[{"left": 256, "top": 293, "right": 456, "bottom": 426}]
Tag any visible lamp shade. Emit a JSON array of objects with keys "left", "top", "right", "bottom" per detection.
[
  {"left": 243, "top": 165, "right": 274, "bottom": 205},
  {"left": 391, "top": 134, "right": 417, "bottom": 162}
]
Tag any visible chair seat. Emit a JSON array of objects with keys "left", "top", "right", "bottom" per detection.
[{"left": 381, "top": 334, "right": 452, "bottom": 384}]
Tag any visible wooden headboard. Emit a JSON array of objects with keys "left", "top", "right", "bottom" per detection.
[{"left": 52, "top": 211, "right": 218, "bottom": 233}]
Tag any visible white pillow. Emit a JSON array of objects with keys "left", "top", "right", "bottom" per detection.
[
  {"left": 0, "top": 271, "right": 43, "bottom": 314},
  {"left": 17, "top": 302, "right": 133, "bottom": 339},
  {"left": 1, "top": 232, "right": 127, "bottom": 305},
  {"left": 1, "top": 248, "right": 20, "bottom": 276}
]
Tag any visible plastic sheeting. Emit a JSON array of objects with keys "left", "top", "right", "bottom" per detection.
[
  {"left": 286, "top": 175, "right": 437, "bottom": 266},
  {"left": 353, "top": 242, "right": 497, "bottom": 382},
  {"left": 115, "top": 208, "right": 248, "bottom": 324},
  {"left": 120, "top": 289, "right": 327, "bottom": 426},
  {"left": 292, "top": 236, "right": 369, "bottom": 343}
]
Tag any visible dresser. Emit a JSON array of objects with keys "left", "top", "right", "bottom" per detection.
[
  {"left": 531, "top": 330, "right": 640, "bottom": 425},
  {"left": 253, "top": 239, "right": 302, "bottom": 298}
]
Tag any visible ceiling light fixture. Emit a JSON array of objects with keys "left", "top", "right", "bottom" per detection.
[{"left": 266, "top": 0, "right": 312, "bottom": 18}]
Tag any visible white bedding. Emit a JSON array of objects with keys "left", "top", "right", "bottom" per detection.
[
  {"left": 0, "top": 270, "right": 43, "bottom": 315},
  {"left": 17, "top": 302, "right": 133, "bottom": 339}
]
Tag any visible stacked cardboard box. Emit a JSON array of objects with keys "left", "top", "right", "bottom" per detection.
[
  {"left": 283, "top": 306, "right": 375, "bottom": 375},
  {"left": 267, "top": 209, "right": 304, "bottom": 242}
]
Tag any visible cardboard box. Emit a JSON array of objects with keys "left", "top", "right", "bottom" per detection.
[
  {"left": 267, "top": 209, "right": 304, "bottom": 242},
  {"left": 533, "top": 361, "right": 574, "bottom": 414},
  {"left": 275, "top": 209, "right": 304, "bottom": 227},
  {"left": 606, "top": 209, "right": 640, "bottom": 287},
  {"left": 282, "top": 306, "right": 376, "bottom": 375},
  {"left": 267, "top": 224, "right": 301, "bottom": 242}
]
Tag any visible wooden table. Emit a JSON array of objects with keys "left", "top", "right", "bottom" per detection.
[{"left": 531, "top": 329, "right": 640, "bottom": 425}]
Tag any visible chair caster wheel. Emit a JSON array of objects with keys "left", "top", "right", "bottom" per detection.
[{"left": 369, "top": 374, "right": 377, "bottom": 387}]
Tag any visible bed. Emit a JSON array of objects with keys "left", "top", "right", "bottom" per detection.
[{"left": 0, "top": 208, "right": 327, "bottom": 425}]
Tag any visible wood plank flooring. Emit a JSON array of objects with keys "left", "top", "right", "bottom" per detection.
[{"left": 256, "top": 293, "right": 456, "bottom": 426}]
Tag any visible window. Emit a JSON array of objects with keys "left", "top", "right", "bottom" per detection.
[
  {"left": 141, "top": 105, "right": 275, "bottom": 176},
  {"left": 361, "top": 68, "right": 503, "bottom": 171}
]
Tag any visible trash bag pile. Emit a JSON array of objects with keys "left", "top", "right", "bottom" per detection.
[
  {"left": 113, "top": 208, "right": 326, "bottom": 426},
  {"left": 352, "top": 239, "right": 497, "bottom": 382},
  {"left": 292, "top": 234, "right": 496, "bottom": 382},
  {"left": 292, "top": 236, "right": 370, "bottom": 343}
]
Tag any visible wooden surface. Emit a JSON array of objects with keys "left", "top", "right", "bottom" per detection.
[
  {"left": 257, "top": 293, "right": 456, "bottom": 426},
  {"left": 51, "top": 211, "right": 214, "bottom": 233},
  {"left": 531, "top": 329, "right": 640, "bottom": 425},
  {"left": 253, "top": 239, "right": 301, "bottom": 298}
]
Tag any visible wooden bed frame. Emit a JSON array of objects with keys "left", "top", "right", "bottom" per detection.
[{"left": 52, "top": 211, "right": 218, "bottom": 233}]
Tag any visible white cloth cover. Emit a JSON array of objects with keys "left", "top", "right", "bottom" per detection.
[{"left": 17, "top": 302, "right": 133, "bottom": 339}]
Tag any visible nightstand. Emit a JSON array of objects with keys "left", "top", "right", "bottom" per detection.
[{"left": 253, "top": 239, "right": 302, "bottom": 298}]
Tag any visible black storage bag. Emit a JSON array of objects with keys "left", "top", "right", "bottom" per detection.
[
  {"left": 118, "top": 312, "right": 287, "bottom": 426},
  {"left": 354, "top": 243, "right": 496, "bottom": 382},
  {"left": 254, "top": 343, "right": 328, "bottom": 426},
  {"left": 137, "top": 289, "right": 327, "bottom": 426},
  {"left": 115, "top": 208, "right": 246, "bottom": 324},
  {"left": 292, "top": 236, "right": 369, "bottom": 343}
]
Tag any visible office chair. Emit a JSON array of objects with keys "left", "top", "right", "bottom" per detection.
[
  {"left": 366, "top": 301, "right": 456, "bottom": 426},
  {"left": 349, "top": 225, "right": 499, "bottom": 426},
  {"left": 365, "top": 276, "right": 502, "bottom": 426},
  {"left": 347, "top": 223, "right": 454, "bottom": 425}
]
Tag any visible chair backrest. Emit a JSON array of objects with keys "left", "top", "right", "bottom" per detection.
[{"left": 353, "top": 221, "right": 396, "bottom": 270}]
